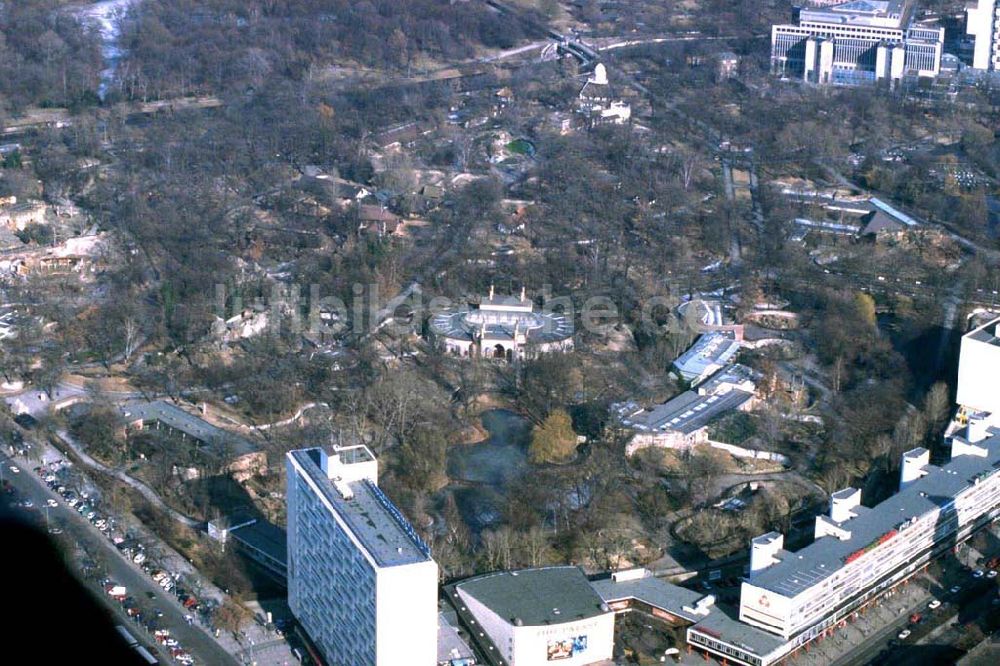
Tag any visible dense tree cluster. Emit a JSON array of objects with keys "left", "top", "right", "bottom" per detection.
[
  {"left": 0, "top": 0, "right": 102, "bottom": 111},
  {"left": 115, "top": 0, "right": 535, "bottom": 99}
]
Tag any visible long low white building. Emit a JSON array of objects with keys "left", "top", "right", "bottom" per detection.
[{"left": 685, "top": 424, "right": 1000, "bottom": 666}]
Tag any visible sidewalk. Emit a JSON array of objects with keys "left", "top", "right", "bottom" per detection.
[{"left": 27, "top": 436, "right": 296, "bottom": 665}]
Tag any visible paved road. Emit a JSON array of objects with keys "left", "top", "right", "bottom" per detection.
[{"left": 0, "top": 452, "right": 238, "bottom": 666}]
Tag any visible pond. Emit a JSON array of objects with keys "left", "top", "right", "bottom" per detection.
[
  {"left": 446, "top": 409, "right": 531, "bottom": 532},
  {"left": 506, "top": 138, "right": 536, "bottom": 157}
]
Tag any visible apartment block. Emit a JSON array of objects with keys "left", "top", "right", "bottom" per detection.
[{"left": 286, "top": 445, "right": 439, "bottom": 666}]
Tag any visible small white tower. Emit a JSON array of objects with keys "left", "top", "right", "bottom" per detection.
[{"left": 590, "top": 63, "right": 609, "bottom": 85}]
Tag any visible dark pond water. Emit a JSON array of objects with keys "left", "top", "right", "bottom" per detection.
[{"left": 447, "top": 409, "right": 531, "bottom": 531}]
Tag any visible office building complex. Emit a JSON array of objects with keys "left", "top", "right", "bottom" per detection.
[
  {"left": 771, "top": 0, "right": 943, "bottom": 85},
  {"left": 286, "top": 445, "right": 438, "bottom": 666},
  {"left": 681, "top": 428, "right": 1000, "bottom": 666},
  {"left": 967, "top": 0, "right": 1000, "bottom": 70}
]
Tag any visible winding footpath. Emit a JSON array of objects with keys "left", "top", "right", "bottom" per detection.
[{"left": 56, "top": 429, "right": 202, "bottom": 529}]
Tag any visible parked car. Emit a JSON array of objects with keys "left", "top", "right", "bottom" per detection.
[
  {"left": 46, "top": 499, "right": 57, "bottom": 508},
  {"left": 897, "top": 629, "right": 911, "bottom": 640},
  {"left": 973, "top": 570, "right": 985, "bottom": 579},
  {"left": 8, "top": 465, "right": 19, "bottom": 474},
  {"left": 928, "top": 599, "right": 941, "bottom": 610}
]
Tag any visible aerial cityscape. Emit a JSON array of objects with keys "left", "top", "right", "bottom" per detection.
[{"left": 1, "top": 1, "right": 1000, "bottom": 665}]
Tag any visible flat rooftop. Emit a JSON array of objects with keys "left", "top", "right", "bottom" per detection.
[
  {"left": 230, "top": 518, "right": 288, "bottom": 567},
  {"left": 121, "top": 400, "right": 259, "bottom": 457},
  {"left": 673, "top": 332, "right": 741, "bottom": 381},
  {"left": 689, "top": 603, "right": 787, "bottom": 659},
  {"left": 437, "top": 612, "right": 476, "bottom": 664},
  {"left": 751, "top": 431, "right": 1000, "bottom": 598},
  {"left": 453, "top": 566, "right": 609, "bottom": 626},
  {"left": 624, "top": 388, "right": 753, "bottom": 435},
  {"left": 965, "top": 317, "right": 1000, "bottom": 347},
  {"left": 698, "top": 363, "right": 758, "bottom": 394},
  {"left": 290, "top": 448, "right": 432, "bottom": 568},
  {"left": 800, "top": 0, "right": 911, "bottom": 29},
  {"left": 590, "top": 574, "right": 706, "bottom": 623}
]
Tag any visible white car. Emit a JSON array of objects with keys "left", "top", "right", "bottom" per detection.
[
  {"left": 928, "top": 600, "right": 941, "bottom": 610},
  {"left": 950, "top": 585, "right": 961, "bottom": 594},
  {"left": 988, "top": 570, "right": 998, "bottom": 579},
  {"left": 8, "top": 465, "right": 19, "bottom": 474},
  {"left": 46, "top": 499, "right": 58, "bottom": 508},
  {"left": 897, "top": 629, "right": 911, "bottom": 640},
  {"left": 973, "top": 570, "right": 985, "bottom": 578}
]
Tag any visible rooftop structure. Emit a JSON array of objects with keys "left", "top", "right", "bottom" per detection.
[
  {"left": 207, "top": 515, "right": 288, "bottom": 582},
  {"left": 681, "top": 427, "right": 1000, "bottom": 666},
  {"left": 771, "top": 0, "right": 943, "bottom": 85},
  {"left": 672, "top": 331, "right": 742, "bottom": 385},
  {"left": 120, "top": 401, "right": 264, "bottom": 479},
  {"left": 438, "top": 612, "right": 477, "bottom": 666},
  {"left": 121, "top": 401, "right": 258, "bottom": 457},
  {"left": 590, "top": 569, "right": 789, "bottom": 666},
  {"left": 619, "top": 364, "right": 759, "bottom": 456},
  {"left": 448, "top": 566, "right": 614, "bottom": 666},
  {"left": 429, "top": 286, "right": 573, "bottom": 362},
  {"left": 286, "top": 445, "right": 438, "bottom": 665},
  {"left": 590, "top": 569, "right": 709, "bottom": 623},
  {"left": 288, "top": 446, "right": 428, "bottom": 567},
  {"left": 622, "top": 387, "right": 754, "bottom": 437},
  {"left": 957, "top": 316, "right": 1000, "bottom": 416},
  {"left": 578, "top": 63, "right": 631, "bottom": 126}
]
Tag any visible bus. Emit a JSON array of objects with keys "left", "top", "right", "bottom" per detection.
[
  {"left": 114, "top": 625, "right": 138, "bottom": 648},
  {"left": 133, "top": 646, "right": 158, "bottom": 665}
]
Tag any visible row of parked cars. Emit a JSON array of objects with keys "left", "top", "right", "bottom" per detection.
[
  {"left": 34, "top": 462, "right": 114, "bottom": 534},
  {"left": 102, "top": 579, "right": 195, "bottom": 665},
  {"left": 31, "top": 461, "right": 199, "bottom": 665}
]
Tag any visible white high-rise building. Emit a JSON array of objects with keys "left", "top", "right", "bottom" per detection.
[
  {"left": 967, "top": 0, "right": 1000, "bottom": 70},
  {"left": 956, "top": 316, "right": 1000, "bottom": 416},
  {"left": 286, "top": 445, "right": 438, "bottom": 666}
]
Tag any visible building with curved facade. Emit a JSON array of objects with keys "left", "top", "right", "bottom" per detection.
[{"left": 428, "top": 287, "right": 573, "bottom": 361}]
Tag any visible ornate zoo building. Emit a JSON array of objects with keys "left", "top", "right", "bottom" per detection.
[{"left": 428, "top": 287, "right": 573, "bottom": 361}]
